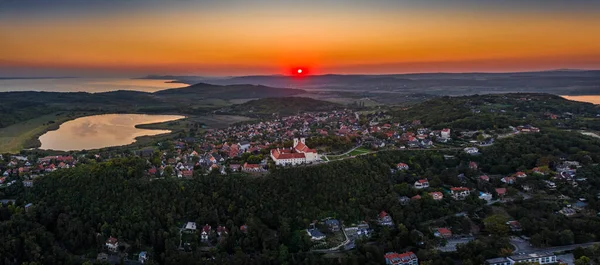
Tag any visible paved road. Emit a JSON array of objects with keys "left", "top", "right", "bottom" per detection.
[
  {"left": 511, "top": 237, "right": 600, "bottom": 255},
  {"left": 437, "top": 237, "right": 475, "bottom": 252}
]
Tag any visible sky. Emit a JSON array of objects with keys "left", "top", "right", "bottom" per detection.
[{"left": 1, "top": 0, "right": 600, "bottom": 76}]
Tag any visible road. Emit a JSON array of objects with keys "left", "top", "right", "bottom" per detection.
[
  {"left": 511, "top": 236, "right": 600, "bottom": 255},
  {"left": 437, "top": 237, "right": 475, "bottom": 252}
]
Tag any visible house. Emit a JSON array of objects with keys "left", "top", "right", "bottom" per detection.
[
  {"left": 377, "top": 211, "right": 394, "bottom": 226},
  {"left": 414, "top": 179, "right": 429, "bottom": 189},
  {"left": 240, "top": 224, "right": 248, "bottom": 233},
  {"left": 464, "top": 147, "right": 479, "bottom": 154},
  {"left": 411, "top": 194, "right": 421, "bottom": 200},
  {"left": 429, "top": 191, "right": 443, "bottom": 201},
  {"left": 544, "top": 180, "right": 556, "bottom": 189},
  {"left": 396, "top": 163, "right": 409, "bottom": 170},
  {"left": 24, "top": 203, "right": 33, "bottom": 212},
  {"left": 384, "top": 251, "right": 418, "bottom": 265},
  {"left": 242, "top": 162, "right": 262, "bottom": 172},
  {"left": 270, "top": 138, "right": 319, "bottom": 166},
  {"left": 450, "top": 187, "right": 470, "bottom": 200},
  {"left": 501, "top": 176, "right": 516, "bottom": 184},
  {"left": 479, "top": 175, "right": 490, "bottom": 182},
  {"left": 139, "top": 251, "right": 148, "bottom": 264},
  {"left": 216, "top": 226, "right": 228, "bottom": 237},
  {"left": 441, "top": 128, "right": 451, "bottom": 139},
  {"left": 508, "top": 252, "right": 556, "bottom": 264},
  {"left": 229, "top": 164, "right": 241, "bottom": 172},
  {"left": 495, "top": 188, "right": 507, "bottom": 197},
  {"left": 559, "top": 207, "right": 576, "bottom": 217},
  {"left": 434, "top": 227, "right": 452, "bottom": 238},
  {"left": 515, "top": 172, "right": 527, "bottom": 178},
  {"left": 469, "top": 161, "right": 478, "bottom": 170},
  {"left": 106, "top": 237, "right": 119, "bottom": 252},
  {"left": 532, "top": 167, "right": 547, "bottom": 175},
  {"left": 398, "top": 196, "right": 410, "bottom": 205},
  {"left": 209, "top": 153, "right": 224, "bottom": 164},
  {"left": 238, "top": 141, "right": 251, "bottom": 151},
  {"left": 181, "top": 169, "right": 193, "bottom": 179},
  {"left": 485, "top": 257, "right": 511, "bottom": 265},
  {"left": 506, "top": 220, "right": 522, "bottom": 232},
  {"left": 325, "top": 219, "right": 340, "bottom": 232},
  {"left": 479, "top": 192, "right": 493, "bottom": 202},
  {"left": 183, "top": 222, "right": 197, "bottom": 233},
  {"left": 307, "top": 228, "right": 326, "bottom": 241},
  {"left": 201, "top": 224, "right": 212, "bottom": 241}
]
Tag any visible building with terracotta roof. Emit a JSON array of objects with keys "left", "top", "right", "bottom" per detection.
[
  {"left": 270, "top": 138, "right": 318, "bottom": 166},
  {"left": 384, "top": 251, "right": 418, "bottom": 265}
]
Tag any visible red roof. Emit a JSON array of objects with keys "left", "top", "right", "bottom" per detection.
[
  {"left": 451, "top": 187, "right": 469, "bottom": 192},
  {"left": 243, "top": 162, "right": 260, "bottom": 169},
  {"left": 480, "top": 175, "right": 490, "bottom": 180},
  {"left": 202, "top": 224, "right": 211, "bottom": 233},
  {"left": 294, "top": 141, "right": 316, "bottom": 153},
  {"left": 271, "top": 149, "right": 306, "bottom": 159},
  {"left": 496, "top": 188, "right": 507, "bottom": 195},
  {"left": 384, "top": 252, "right": 417, "bottom": 264},
  {"left": 418, "top": 179, "right": 429, "bottom": 183},
  {"left": 437, "top": 227, "right": 452, "bottom": 236},
  {"left": 379, "top": 211, "right": 388, "bottom": 218},
  {"left": 107, "top": 237, "right": 118, "bottom": 244}
]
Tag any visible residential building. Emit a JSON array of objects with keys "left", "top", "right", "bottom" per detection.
[
  {"left": 515, "top": 172, "right": 527, "bottom": 178},
  {"left": 307, "top": 228, "right": 326, "bottom": 241},
  {"left": 106, "top": 237, "right": 119, "bottom": 252},
  {"left": 429, "top": 191, "right": 443, "bottom": 201},
  {"left": 508, "top": 252, "right": 556, "bottom": 264},
  {"left": 242, "top": 162, "right": 262, "bottom": 172},
  {"left": 506, "top": 221, "right": 522, "bottom": 232},
  {"left": 450, "top": 187, "right": 470, "bottom": 200},
  {"left": 378, "top": 211, "right": 394, "bottom": 226},
  {"left": 434, "top": 227, "right": 452, "bottom": 238},
  {"left": 396, "top": 163, "right": 409, "bottom": 170},
  {"left": 139, "top": 251, "right": 148, "bottom": 264},
  {"left": 414, "top": 179, "right": 429, "bottom": 189},
  {"left": 464, "top": 147, "right": 479, "bottom": 154},
  {"left": 325, "top": 219, "right": 340, "bottom": 232},
  {"left": 485, "top": 257, "right": 511, "bottom": 265},
  {"left": 479, "top": 192, "right": 492, "bottom": 202},
  {"left": 384, "top": 252, "right": 418, "bottom": 265},
  {"left": 183, "top": 222, "right": 197, "bottom": 233},
  {"left": 501, "top": 176, "right": 516, "bottom": 184},
  {"left": 201, "top": 224, "right": 211, "bottom": 242},
  {"left": 441, "top": 128, "right": 451, "bottom": 139}
]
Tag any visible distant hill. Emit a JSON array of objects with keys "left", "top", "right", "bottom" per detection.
[
  {"left": 154, "top": 82, "right": 305, "bottom": 99},
  {"left": 223, "top": 97, "right": 343, "bottom": 116}
]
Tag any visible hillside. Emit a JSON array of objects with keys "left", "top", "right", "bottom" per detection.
[
  {"left": 391, "top": 93, "right": 600, "bottom": 130},
  {"left": 154, "top": 82, "right": 305, "bottom": 100},
  {"left": 0, "top": 83, "right": 305, "bottom": 129},
  {"left": 221, "top": 97, "right": 344, "bottom": 116}
]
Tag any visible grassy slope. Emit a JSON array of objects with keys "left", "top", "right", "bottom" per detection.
[
  {"left": 226, "top": 97, "right": 344, "bottom": 116},
  {"left": 0, "top": 112, "right": 90, "bottom": 153}
]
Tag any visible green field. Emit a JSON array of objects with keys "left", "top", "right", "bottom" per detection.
[
  {"left": 324, "top": 146, "right": 372, "bottom": 161},
  {"left": 0, "top": 112, "right": 92, "bottom": 153}
]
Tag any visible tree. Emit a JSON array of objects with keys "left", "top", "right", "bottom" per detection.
[
  {"left": 575, "top": 256, "right": 591, "bottom": 265},
  {"left": 483, "top": 214, "right": 509, "bottom": 236}
]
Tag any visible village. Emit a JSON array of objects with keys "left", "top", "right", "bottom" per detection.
[{"left": 3, "top": 105, "right": 588, "bottom": 264}]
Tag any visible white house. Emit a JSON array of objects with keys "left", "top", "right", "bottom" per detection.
[
  {"left": 414, "top": 179, "right": 429, "bottom": 189},
  {"left": 450, "top": 187, "right": 471, "bottom": 200},
  {"left": 270, "top": 138, "right": 318, "bottom": 166},
  {"left": 464, "top": 147, "right": 479, "bottom": 154},
  {"left": 106, "top": 237, "right": 119, "bottom": 252},
  {"left": 507, "top": 253, "right": 557, "bottom": 264},
  {"left": 441, "top": 128, "right": 451, "bottom": 139}
]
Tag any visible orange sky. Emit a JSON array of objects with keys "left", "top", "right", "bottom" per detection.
[{"left": 1, "top": 1, "right": 600, "bottom": 75}]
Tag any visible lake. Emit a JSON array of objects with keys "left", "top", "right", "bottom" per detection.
[
  {"left": 0, "top": 78, "right": 184, "bottom": 93},
  {"left": 562, "top": 95, "right": 600, "bottom": 105},
  {"left": 38, "top": 114, "right": 185, "bottom": 151}
]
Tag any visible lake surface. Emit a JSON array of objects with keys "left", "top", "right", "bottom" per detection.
[
  {"left": 39, "top": 114, "right": 184, "bottom": 151},
  {"left": 562, "top": 95, "right": 600, "bottom": 105},
  {"left": 0, "top": 78, "right": 184, "bottom": 93}
]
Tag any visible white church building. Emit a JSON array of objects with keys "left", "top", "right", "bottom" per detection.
[{"left": 271, "top": 138, "right": 319, "bottom": 166}]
